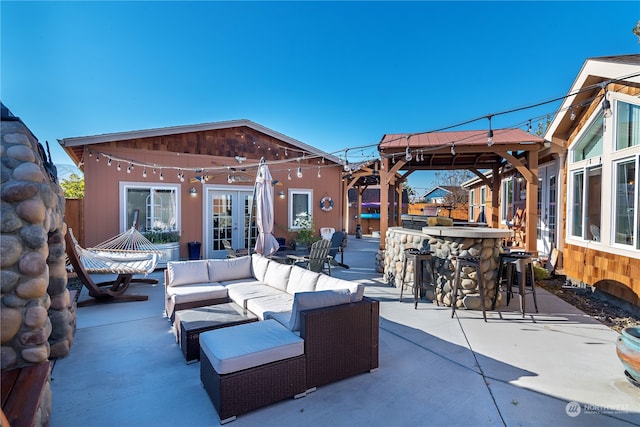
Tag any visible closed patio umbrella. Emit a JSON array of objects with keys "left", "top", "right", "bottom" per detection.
[{"left": 253, "top": 159, "right": 280, "bottom": 256}]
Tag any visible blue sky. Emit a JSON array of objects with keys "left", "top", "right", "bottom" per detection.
[{"left": 2, "top": 1, "right": 639, "bottom": 192}]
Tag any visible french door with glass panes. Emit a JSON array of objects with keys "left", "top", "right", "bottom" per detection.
[
  {"left": 536, "top": 163, "right": 558, "bottom": 257},
  {"left": 204, "top": 187, "right": 256, "bottom": 259}
]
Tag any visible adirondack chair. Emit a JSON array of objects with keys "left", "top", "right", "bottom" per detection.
[
  {"left": 510, "top": 208, "right": 526, "bottom": 246},
  {"left": 222, "top": 240, "right": 248, "bottom": 258},
  {"left": 327, "top": 231, "right": 349, "bottom": 269},
  {"left": 288, "top": 239, "right": 332, "bottom": 275},
  {"left": 65, "top": 229, "right": 158, "bottom": 306}
]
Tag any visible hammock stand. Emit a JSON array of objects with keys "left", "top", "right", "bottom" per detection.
[{"left": 66, "top": 228, "right": 160, "bottom": 306}]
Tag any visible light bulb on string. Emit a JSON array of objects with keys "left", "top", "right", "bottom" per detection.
[
  {"left": 405, "top": 146, "right": 412, "bottom": 162},
  {"left": 602, "top": 87, "right": 612, "bottom": 118},
  {"left": 117, "top": 162, "right": 121, "bottom": 171},
  {"left": 287, "top": 169, "right": 292, "bottom": 180},
  {"left": 159, "top": 169, "right": 164, "bottom": 181},
  {"left": 297, "top": 166, "right": 303, "bottom": 179},
  {"left": 107, "top": 158, "right": 112, "bottom": 166},
  {"left": 127, "top": 164, "right": 132, "bottom": 174},
  {"left": 487, "top": 116, "right": 494, "bottom": 147},
  {"left": 570, "top": 107, "right": 576, "bottom": 121},
  {"left": 317, "top": 167, "right": 321, "bottom": 178},
  {"left": 450, "top": 143, "right": 456, "bottom": 156},
  {"left": 142, "top": 168, "right": 147, "bottom": 178}
]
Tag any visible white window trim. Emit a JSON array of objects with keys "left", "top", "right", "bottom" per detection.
[
  {"left": 500, "top": 177, "right": 513, "bottom": 224},
  {"left": 119, "top": 182, "right": 181, "bottom": 233},
  {"left": 288, "top": 188, "right": 313, "bottom": 230},
  {"left": 565, "top": 92, "right": 640, "bottom": 257}
]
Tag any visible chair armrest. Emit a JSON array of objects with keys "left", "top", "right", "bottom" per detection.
[{"left": 300, "top": 297, "right": 379, "bottom": 388}]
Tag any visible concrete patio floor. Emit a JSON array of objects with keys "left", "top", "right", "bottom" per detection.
[{"left": 50, "top": 236, "right": 640, "bottom": 427}]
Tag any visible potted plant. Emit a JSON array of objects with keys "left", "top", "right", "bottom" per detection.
[
  {"left": 292, "top": 212, "right": 319, "bottom": 251},
  {"left": 142, "top": 230, "right": 181, "bottom": 244},
  {"left": 143, "top": 229, "right": 181, "bottom": 267}
]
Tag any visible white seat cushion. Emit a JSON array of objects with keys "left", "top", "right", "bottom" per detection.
[
  {"left": 315, "top": 275, "right": 365, "bottom": 302},
  {"left": 288, "top": 289, "right": 352, "bottom": 332},
  {"left": 246, "top": 293, "right": 294, "bottom": 320},
  {"left": 286, "top": 266, "right": 320, "bottom": 295},
  {"left": 167, "top": 284, "right": 228, "bottom": 305},
  {"left": 200, "top": 319, "right": 304, "bottom": 374},
  {"left": 208, "top": 256, "right": 252, "bottom": 282},
  {"left": 251, "top": 254, "right": 270, "bottom": 282},
  {"left": 167, "top": 260, "right": 210, "bottom": 287},
  {"left": 263, "top": 262, "right": 292, "bottom": 291},
  {"left": 225, "top": 282, "right": 283, "bottom": 308}
]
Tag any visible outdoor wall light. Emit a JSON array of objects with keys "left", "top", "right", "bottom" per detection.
[
  {"left": 190, "top": 187, "right": 198, "bottom": 197},
  {"left": 278, "top": 191, "right": 285, "bottom": 199}
]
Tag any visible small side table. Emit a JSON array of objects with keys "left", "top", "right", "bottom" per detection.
[{"left": 174, "top": 303, "right": 259, "bottom": 363}]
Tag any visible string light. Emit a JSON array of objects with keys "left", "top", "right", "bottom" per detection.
[
  {"left": 602, "top": 85, "right": 612, "bottom": 118},
  {"left": 317, "top": 167, "right": 321, "bottom": 178},
  {"left": 117, "top": 162, "right": 121, "bottom": 171},
  {"left": 405, "top": 136, "right": 412, "bottom": 161},
  {"left": 84, "top": 75, "right": 638, "bottom": 183},
  {"left": 450, "top": 143, "right": 456, "bottom": 156},
  {"left": 487, "top": 116, "right": 494, "bottom": 147},
  {"left": 296, "top": 165, "right": 303, "bottom": 179},
  {"left": 287, "top": 169, "right": 292, "bottom": 180},
  {"left": 126, "top": 163, "right": 132, "bottom": 173},
  {"left": 142, "top": 168, "right": 147, "bottom": 178},
  {"left": 159, "top": 169, "right": 164, "bottom": 181}
]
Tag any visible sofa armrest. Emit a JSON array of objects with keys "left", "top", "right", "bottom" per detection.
[{"left": 300, "top": 296, "right": 379, "bottom": 388}]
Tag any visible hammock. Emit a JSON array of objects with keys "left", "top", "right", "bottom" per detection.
[
  {"left": 68, "top": 228, "right": 159, "bottom": 275},
  {"left": 88, "top": 226, "right": 162, "bottom": 254}
]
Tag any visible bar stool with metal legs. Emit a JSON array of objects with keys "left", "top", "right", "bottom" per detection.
[
  {"left": 492, "top": 251, "right": 539, "bottom": 317},
  {"left": 450, "top": 255, "right": 487, "bottom": 322},
  {"left": 400, "top": 248, "right": 436, "bottom": 309}
]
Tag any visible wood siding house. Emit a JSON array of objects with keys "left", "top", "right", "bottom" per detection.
[
  {"left": 545, "top": 55, "right": 640, "bottom": 306},
  {"left": 59, "top": 120, "right": 345, "bottom": 260},
  {"left": 464, "top": 55, "right": 640, "bottom": 307}
]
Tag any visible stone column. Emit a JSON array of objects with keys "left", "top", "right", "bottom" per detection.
[{"left": 1, "top": 113, "right": 75, "bottom": 370}]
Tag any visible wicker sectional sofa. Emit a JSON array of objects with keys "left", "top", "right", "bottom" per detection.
[{"left": 164, "top": 254, "right": 379, "bottom": 423}]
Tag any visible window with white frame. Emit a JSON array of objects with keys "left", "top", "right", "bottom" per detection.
[
  {"left": 122, "top": 184, "right": 180, "bottom": 233},
  {"left": 288, "top": 189, "right": 313, "bottom": 229},
  {"left": 614, "top": 158, "right": 636, "bottom": 246},
  {"left": 568, "top": 97, "right": 640, "bottom": 251},
  {"left": 469, "top": 189, "right": 476, "bottom": 221},
  {"left": 572, "top": 110, "right": 604, "bottom": 162},
  {"left": 501, "top": 178, "right": 513, "bottom": 222}
]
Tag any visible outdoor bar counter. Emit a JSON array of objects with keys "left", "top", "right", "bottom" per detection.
[{"left": 382, "top": 226, "right": 512, "bottom": 310}]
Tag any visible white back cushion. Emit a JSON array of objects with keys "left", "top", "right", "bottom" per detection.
[
  {"left": 286, "top": 266, "right": 320, "bottom": 294},
  {"left": 315, "top": 275, "right": 365, "bottom": 302},
  {"left": 288, "top": 289, "right": 352, "bottom": 332},
  {"left": 208, "top": 256, "right": 252, "bottom": 282},
  {"left": 251, "top": 254, "right": 270, "bottom": 281},
  {"left": 263, "top": 262, "right": 292, "bottom": 291},
  {"left": 167, "top": 260, "right": 210, "bottom": 287}
]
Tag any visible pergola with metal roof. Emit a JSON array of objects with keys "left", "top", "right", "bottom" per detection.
[{"left": 343, "top": 128, "right": 546, "bottom": 253}]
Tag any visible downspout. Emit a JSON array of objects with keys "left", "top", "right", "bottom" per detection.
[{"left": 556, "top": 150, "right": 566, "bottom": 261}]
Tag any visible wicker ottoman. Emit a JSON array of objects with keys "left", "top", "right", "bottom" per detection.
[{"left": 199, "top": 319, "right": 307, "bottom": 424}]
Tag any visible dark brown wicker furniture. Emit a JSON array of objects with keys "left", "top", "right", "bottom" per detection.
[
  {"left": 199, "top": 297, "right": 379, "bottom": 423},
  {"left": 175, "top": 303, "right": 258, "bottom": 363},
  {"left": 201, "top": 352, "right": 306, "bottom": 424}
]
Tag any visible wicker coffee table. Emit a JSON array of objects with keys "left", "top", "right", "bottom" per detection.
[{"left": 174, "top": 303, "right": 259, "bottom": 363}]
